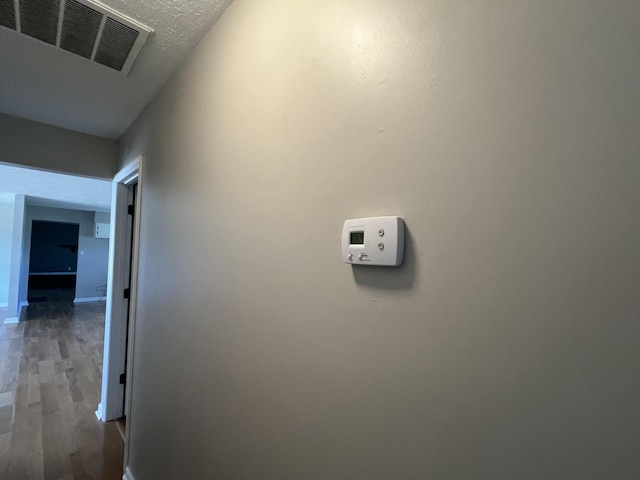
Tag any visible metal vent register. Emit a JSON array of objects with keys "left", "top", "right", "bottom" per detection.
[{"left": 0, "top": 0, "right": 152, "bottom": 74}]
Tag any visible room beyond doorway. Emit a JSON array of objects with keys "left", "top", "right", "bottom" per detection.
[{"left": 27, "top": 220, "right": 79, "bottom": 305}]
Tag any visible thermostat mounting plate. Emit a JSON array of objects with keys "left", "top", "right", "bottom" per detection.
[{"left": 342, "top": 216, "right": 405, "bottom": 266}]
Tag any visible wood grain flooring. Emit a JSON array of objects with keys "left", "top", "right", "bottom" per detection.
[{"left": 0, "top": 295, "right": 124, "bottom": 480}]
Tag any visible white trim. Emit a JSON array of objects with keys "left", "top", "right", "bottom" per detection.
[
  {"left": 0, "top": 303, "right": 7, "bottom": 308},
  {"left": 14, "top": 0, "right": 20, "bottom": 34},
  {"left": 91, "top": 14, "right": 107, "bottom": 61},
  {"left": 122, "top": 466, "right": 136, "bottom": 480},
  {"left": 115, "top": 160, "right": 141, "bottom": 185},
  {"left": 55, "top": 0, "right": 65, "bottom": 47},
  {"left": 101, "top": 156, "right": 143, "bottom": 475},
  {"left": 101, "top": 157, "right": 141, "bottom": 422},
  {"left": 123, "top": 158, "right": 143, "bottom": 469},
  {"left": 95, "top": 403, "right": 103, "bottom": 420},
  {"left": 74, "top": 296, "right": 104, "bottom": 303},
  {"left": 5, "top": 299, "right": 28, "bottom": 324}
]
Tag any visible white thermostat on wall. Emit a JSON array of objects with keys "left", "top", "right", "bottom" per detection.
[{"left": 342, "top": 216, "right": 405, "bottom": 267}]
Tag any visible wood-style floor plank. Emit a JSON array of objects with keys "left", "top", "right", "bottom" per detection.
[{"left": 0, "top": 294, "right": 123, "bottom": 479}]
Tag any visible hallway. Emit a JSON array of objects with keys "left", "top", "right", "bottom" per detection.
[{"left": 0, "top": 300, "right": 123, "bottom": 479}]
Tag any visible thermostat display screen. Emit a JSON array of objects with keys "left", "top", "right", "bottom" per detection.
[{"left": 350, "top": 231, "right": 365, "bottom": 245}]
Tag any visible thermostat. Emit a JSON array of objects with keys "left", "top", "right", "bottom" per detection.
[{"left": 342, "top": 216, "right": 405, "bottom": 266}]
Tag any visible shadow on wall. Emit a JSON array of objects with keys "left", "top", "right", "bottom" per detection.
[{"left": 351, "top": 226, "right": 417, "bottom": 291}]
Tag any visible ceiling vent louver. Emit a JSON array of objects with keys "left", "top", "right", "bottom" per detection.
[
  {"left": 21, "top": 0, "right": 59, "bottom": 45},
  {"left": 0, "top": 0, "right": 16, "bottom": 30},
  {"left": 0, "top": 0, "right": 152, "bottom": 75},
  {"left": 60, "top": 0, "right": 102, "bottom": 58}
]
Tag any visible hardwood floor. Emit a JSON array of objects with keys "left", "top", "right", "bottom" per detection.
[{"left": 0, "top": 295, "right": 124, "bottom": 480}]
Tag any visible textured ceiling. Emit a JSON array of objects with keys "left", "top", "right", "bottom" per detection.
[
  {"left": 0, "top": 163, "right": 112, "bottom": 211},
  {"left": 0, "top": 0, "right": 233, "bottom": 139}
]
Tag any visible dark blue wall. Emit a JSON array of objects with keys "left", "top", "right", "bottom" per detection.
[{"left": 29, "top": 220, "right": 79, "bottom": 273}]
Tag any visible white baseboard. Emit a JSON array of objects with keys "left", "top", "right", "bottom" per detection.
[
  {"left": 95, "top": 403, "right": 103, "bottom": 421},
  {"left": 123, "top": 466, "right": 136, "bottom": 480},
  {"left": 3, "top": 301, "right": 28, "bottom": 324},
  {"left": 74, "top": 296, "right": 104, "bottom": 304},
  {"left": 0, "top": 302, "right": 7, "bottom": 308}
]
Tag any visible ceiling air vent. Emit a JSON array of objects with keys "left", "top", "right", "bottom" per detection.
[{"left": 0, "top": 0, "right": 152, "bottom": 75}]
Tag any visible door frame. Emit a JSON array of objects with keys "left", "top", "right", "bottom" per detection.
[{"left": 97, "top": 156, "right": 143, "bottom": 433}]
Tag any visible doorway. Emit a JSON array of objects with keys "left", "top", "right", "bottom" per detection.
[
  {"left": 98, "top": 156, "right": 143, "bottom": 473},
  {"left": 115, "top": 180, "right": 137, "bottom": 440},
  {"left": 27, "top": 220, "right": 79, "bottom": 304}
]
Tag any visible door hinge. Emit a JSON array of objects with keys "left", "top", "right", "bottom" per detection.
[
  {"left": 128, "top": 204, "right": 134, "bottom": 215},
  {"left": 119, "top": 373, "right": 126, "bottom": 385},
  {"left": 123, "top": 288, "right": 130, "bottom": 299}
]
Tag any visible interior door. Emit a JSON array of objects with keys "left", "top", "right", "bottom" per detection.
[{"left": 122, "top": 182, "right": 137, "bottom": 414}]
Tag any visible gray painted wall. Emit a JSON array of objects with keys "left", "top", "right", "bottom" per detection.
[
  {"left": 20, "top": 206, "right": 110, "bottom": 301},
  {"left": 94, "top": 211, "right": 111, "bottom": 224},
  {"left": 120, "top": 0, "right": 640, "bottom": 478},
  {"left": 0, "top": 200, "right": 14, "bottom": 305},
  {"left": 0, "top": 112, "right": 118, "bottom": 179}
]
